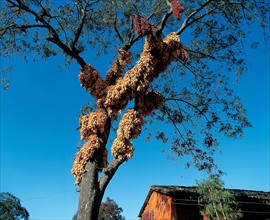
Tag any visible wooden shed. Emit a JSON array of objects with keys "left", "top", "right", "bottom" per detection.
[{"left": 138, "top": 185, "right": 270, "bottom": 220}]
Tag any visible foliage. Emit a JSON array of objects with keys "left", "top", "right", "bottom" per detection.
[
  {"left": 73, "top": 197, "right": 125, "bottom": 220},
  {"left": 0, "top": 192, "right": 29, "bottom": 220},
  {"left": 196, "top": 175, "right": 242, "bottom": 220},
  {"left": 98, "top": 198, "right": 125, "bottom": 220},
  {"left": 72, "top": 212, "right": 78, "bottom": 220}
]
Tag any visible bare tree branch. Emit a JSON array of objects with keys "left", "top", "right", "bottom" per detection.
[
  {"left": 114, "top": 15, "right": 124, "bottom": 44},
  {"left": 165, "top": 98, "right": 211, "bottom": 123},
  {"left": 5, "top": 0, "right": 87, "bottom": 67},
  {"left": 99, "top": 159, "right": 123, "bottom": 195},
  {"left": 176, "top": 0, "right": 215, "bottom": 35},
  {"left": 71, "top": 0, "right": 101, "bottom": 50},
  {"left": 162, "top": 104, "right": 185, "bottom": 141},
  {"left": 186, "top": 48, "right": 217, "bottom": 60},
  {"left": 1, "top": 24, "right": 46, "bottom": 36},
  {"left": 123, "top": 34, "right": 142, "bottom": 51},
  {"left": 157, "top": 8, "right": 173, "bottom": 35},
  {"left": 71, "top": 8, "right": 87, "bottom": 52}
]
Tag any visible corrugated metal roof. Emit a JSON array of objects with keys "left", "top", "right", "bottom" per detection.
[
  {"left": 150, "top": 185, "right": 270, "bottom": 201},
  {"left": 139, "top": 185, "right": 270, "bottom": 217}
]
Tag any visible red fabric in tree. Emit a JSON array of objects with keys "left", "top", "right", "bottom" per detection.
[
  {"left": 171, "top": 0, "right": 184, "bottom": 20},
  {"left": 133, "top": 13, "right": 158, "bottom": 42}
]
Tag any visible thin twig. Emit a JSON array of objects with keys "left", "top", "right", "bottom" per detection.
[
  {"left": 157, "top": 8, "right": 173, "bottom": 35},
  {"left": 177, "top": 7, "right": 217, "bottom": 35},
  {"left": 71, "top": 8, "right": 87, "bottom": 51},
  {"left": 114, "top": 15, "right": 124, "bottom": 44},
  {"left": 165, "top": 97, "right": 211, "bottom": 123},
  {"left": 176, "top": 0, "right": 215, "bottom": 35},
  {"left": 6, "top": 0, "right": 87, "bottom": 67}
]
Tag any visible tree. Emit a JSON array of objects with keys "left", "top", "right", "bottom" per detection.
[
  {"left": 1, "top": 0, "right": 269, "bottom": 219},
  {"left": 98, "top": 197, "right": 125, "bottom": 220},
  {"left": 196, "top": 175, "right": 242, "bottom": 220},
  {"left": 73, "top": 197, "right": 125, "bottom": 220},
  {"left": 0, "top": 192, "right": 29, "bottom": 220},
  {"left": 72, "top": 213, "right": 78, "bottom": 220}
]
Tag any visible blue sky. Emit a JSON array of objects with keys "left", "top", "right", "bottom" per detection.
[{"left": 1, "top": 29, "right": 269, "bottom": 220}]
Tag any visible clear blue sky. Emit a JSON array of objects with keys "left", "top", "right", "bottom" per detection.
[{"left": 1, "top": 30, "right": 269, "bottom": 220}]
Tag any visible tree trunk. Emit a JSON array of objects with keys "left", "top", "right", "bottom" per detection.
[
  {"left": 77, "top": 157, "right": 124, "bottom": 220},
  {"left": 77, "top": 160, "right": 102, "bottom": 220}
]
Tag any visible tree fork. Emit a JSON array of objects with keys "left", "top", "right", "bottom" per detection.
[
  {"left": 77, "top": 111, "right": 120, "bottom": 220},
  {"left": 77, "top": 159, "right": 123, "bottom": 220}
]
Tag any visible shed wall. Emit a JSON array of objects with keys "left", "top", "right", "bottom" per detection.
[
  {"left": 172, "top": 202, "right": 201, "bottom": 220},
  {"left": 141, "top": 191, "right": 172, "bottom": 220}
]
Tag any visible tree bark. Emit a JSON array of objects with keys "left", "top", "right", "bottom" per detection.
[
  {"left": 77, "top": 160, "right": 102, "bottom": 220},
  {"left": 77, "top": 158, "right": 124, "bottom": 220}
]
